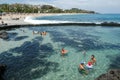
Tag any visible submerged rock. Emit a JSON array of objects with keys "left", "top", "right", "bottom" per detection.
[
  {"left": 95, "top": 69, "right": 120, "bottom": 80},
  {"left": 0, "top": 31, "right": 9, "bottom": 39},
  {"left": 0, "top": 64, "right": 7, "bottom": 80}
]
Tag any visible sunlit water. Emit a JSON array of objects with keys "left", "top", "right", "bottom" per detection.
[{"left": 0, "top": 26, "right": 120, "bottom": 80}]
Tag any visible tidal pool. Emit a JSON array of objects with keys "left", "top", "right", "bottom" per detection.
[{"left": 0, "top": 26, "right": 120, "bottom": 80}]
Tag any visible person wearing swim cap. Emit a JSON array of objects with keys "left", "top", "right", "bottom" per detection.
[{"left": 79, "top": 62, "right": 88, "bottom": 75}]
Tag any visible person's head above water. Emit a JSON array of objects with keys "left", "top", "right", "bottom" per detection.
[
  {"left": 91, "top": 55, "right": 95, "bottom": 59},
  {"left": 81, "top": 63, "right": 84, "bottom": 65},
  {"left": 80, "top": 62, "right": 85, "bottom": 65},
  {"left": 62, "top": 48, "right": 65, "bottom": 51}
]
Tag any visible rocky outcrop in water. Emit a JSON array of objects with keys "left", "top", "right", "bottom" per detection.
[
  {"left": 95, "top": 69, "right": 120, "bottom": 80},
  {"left": 0, "top": 31, "right": 9, "bottom": 39},
  {"left": 101, "top": 22, "right": 120, "bottom": 26},
  {"left": 0, "top": 64, "right": 7, "bottom": 80}
]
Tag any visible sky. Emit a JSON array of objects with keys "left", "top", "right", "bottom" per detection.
[{"left": 0, "top": 0, "right": 120, "bottom": 13}]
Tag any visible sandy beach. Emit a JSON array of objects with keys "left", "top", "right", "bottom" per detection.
[
  {"left": 0, "top": 13, "right": 75, "bottom": 26},
  {"left": 0, "top": 13, "right": 55, "bottom": 26}
]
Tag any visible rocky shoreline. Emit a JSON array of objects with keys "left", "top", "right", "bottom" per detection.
[
  {"left": 95, "top": 69, "right": 120, "bottom": 80},
  {"left": 0, "top": 13, "right": 120, "bottom": 30}
]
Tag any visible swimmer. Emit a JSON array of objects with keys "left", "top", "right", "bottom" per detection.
[
  {"left": 90, "top": 55, "right": 96, "bottom": 65},
  {"left": 61, "top": 48, "right": 68, "bottom": 56},
  {"left": 79, "top": 62, "right": 88, "bottom": 75},
  {"left": 41, "top": 31, "right": 47, "bottom": 36},
  {"left": 43, "top": 31, "right": 47, "bottom": 35}
]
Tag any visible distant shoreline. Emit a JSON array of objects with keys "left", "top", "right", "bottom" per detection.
[{"left": 0, "top": 13, "right": 120, "bottom": 30}]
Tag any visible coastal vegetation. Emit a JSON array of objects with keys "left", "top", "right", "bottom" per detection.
[{"left": 0, "top": 3, "right": 96, "bottom": 13}]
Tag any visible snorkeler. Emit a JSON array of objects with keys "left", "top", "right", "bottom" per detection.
[
  {"left": 61, "top": 48, "right": 68, "bottom": 56},
  {"left": 90, "top": 55, "right": 96, "bottom": 65}
]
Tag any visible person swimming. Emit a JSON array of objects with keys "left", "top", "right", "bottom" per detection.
[
  {"left": 61, "top": 48, "right": 68, "bottom": 56},
  {"left": 90, "top": 55, "right": 96, "bottom": 65},
  {"left": 79, "top": 62, "right": 88, "bottom": 75},
  {"left": 41, "top": 31, "right": 47, "bottom": 36}
]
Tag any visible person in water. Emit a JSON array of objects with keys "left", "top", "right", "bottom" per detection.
[
  {"left": 90, "top": 55, "right": 96, "bottom": 65},
  {"left": 61, "top": 48, "right": 68, "bottom": 56},
  {"left": 41, "top": 31, "right": 47, "bottom": 36},
  {"left": 79, "top": 62, "right": 88, "bottom": 75}
]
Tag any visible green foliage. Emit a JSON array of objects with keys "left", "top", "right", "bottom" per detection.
[
  {"left": 0, "top": 3, "right": 95, "bottom": 13},
  {"left": 64, "top": 8, "right": 95, "bottom": 13}
]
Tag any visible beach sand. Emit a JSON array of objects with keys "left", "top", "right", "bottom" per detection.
[
  {"left": 0, "top": 13, "right": 52, "bottom": 25},
  {"left": 0, "top": 13, "right": 74, "bottom": 26}
]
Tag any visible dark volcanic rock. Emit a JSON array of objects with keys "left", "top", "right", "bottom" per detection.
[
  {"left": 101, "top": 22, "right": 120, "bottom": 26},
  {"left": 0, "top": 64, "right": 7, "bottom": 80},
  {"left": 95, "top": 69, "right": 120, "bottom": 80},
  {"left": 0, "top": 31, "right": 9, "bottom": 39}
]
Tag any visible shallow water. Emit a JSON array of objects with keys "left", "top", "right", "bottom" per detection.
[{"left": 0, "top": 26, "right": 120, "bottom": 80}]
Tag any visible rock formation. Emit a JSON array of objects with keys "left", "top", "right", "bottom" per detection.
[
  {"left": 95, "top": 69, "right": 120, "bottom": 80},
  {"left": 0, "top": 31, "right": 9, "bottom": 39},
  {"left": 0, "top": 64, "right": 7, "bottom": 80}
]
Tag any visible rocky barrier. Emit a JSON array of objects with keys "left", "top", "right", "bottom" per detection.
[{"left": 0, "top": 22, "right": 120, "bottom": 30}]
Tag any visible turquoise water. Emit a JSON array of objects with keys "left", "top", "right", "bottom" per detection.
[
  {"left": 0, "top": 26, "right": 120, "bottom": 80},
  {"left": 35, "top": 14, "right": 120, "bottom": 23}
]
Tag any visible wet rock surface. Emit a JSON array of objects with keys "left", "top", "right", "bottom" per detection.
[
  {"left": 0, "top": 31, "right": 9, "bottom": 39},
  {"left": 95, "top": 69, "right": 120, "bottom": 80},
  {"left": 0, "top": 64, "right": 7, "bottom": 80}
]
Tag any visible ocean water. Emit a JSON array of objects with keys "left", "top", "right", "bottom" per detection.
[
  {"left": 0, "top": 25, "right": 120, "bottom": 80},
  {"left": 35, "top": 14, "right": 120, "bottom": 23},
  {"left": 24, "top": 14, "right": 120, "bottom": 24}
]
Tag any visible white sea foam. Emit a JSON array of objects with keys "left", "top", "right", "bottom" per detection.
[
  {"left": 24, "top": 16, "right": 120, "bottom": 25},
  {"left": 24, "top": 16, "right": 72, "bottom": 24}
]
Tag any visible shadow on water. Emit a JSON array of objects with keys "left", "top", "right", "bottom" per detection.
[
  {"left": 8, "top": 32, "right": 18, "bottom": 39},
  {"left": 0, "top": 36, "right": 59, "bottom": 80},
  {"left": 14, "top": 36, "right": 29, "bottom": 41},
  {"left": 50, "top": 28, "right": 120, "bottom": 51},
  {"left": 2, "top": 32, "right": 28, "bottom": 41}
]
